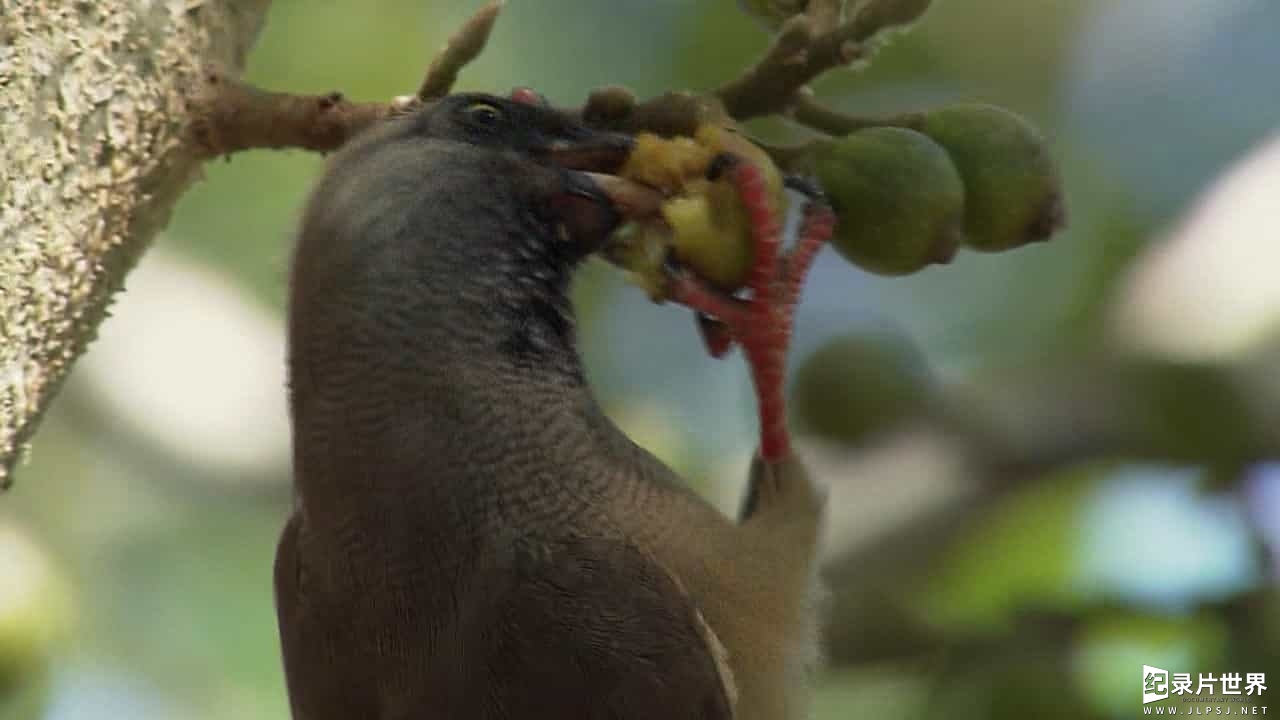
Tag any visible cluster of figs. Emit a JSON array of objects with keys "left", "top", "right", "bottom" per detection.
[
  {"left": 809, "top": 104, "right": 1066, "bottom": 274},
  {"left": 611, "top": 102, "right": 1066, "bottom": 291},
  {"left": 597, "top": 0, "right": 1067, "bottom": 448},
  {"left": 602, "top": 88, "right": 1066, "bottom": 449}
]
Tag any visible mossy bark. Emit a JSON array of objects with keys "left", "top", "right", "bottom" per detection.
[{"left": 0, "top": 0, "right": 271, "bottom": 485}]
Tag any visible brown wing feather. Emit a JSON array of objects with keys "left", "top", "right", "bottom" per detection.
[{"left": 453, "top": 534, "right": 736, "bottom": 720}]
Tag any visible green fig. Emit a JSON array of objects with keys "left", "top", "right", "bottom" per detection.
[
  {"left": 918, "top": 103, "right": 1066, "bottom": 251},
  {"left": 809, "top": 127, "right": 965, "bottom": 276},
  {"left": 790, "top": 331, "right": 935, "bottom": 446}
]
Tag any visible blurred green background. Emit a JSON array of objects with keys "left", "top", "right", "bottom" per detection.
[{"left": 4, "top": 1, "right": 1280, "bottom": 718}]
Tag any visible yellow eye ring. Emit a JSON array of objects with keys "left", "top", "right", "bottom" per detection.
[{"left": 464, "top": 102, "right": 503, "bottom": 126}]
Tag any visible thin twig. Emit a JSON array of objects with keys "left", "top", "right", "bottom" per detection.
[
  {"left": 715, "top": 0, "right": 933, "bottom": 120},
  {"left": 416, "top": 0, "right": 505, "bottom": 101},
  {"left": 849, "top": 0, "right": 934, "bottom": 40},
  {"left": 805, "top": 0, "right": 843, "bottom": 31},
  {"left": 187, "top": 1, "right": 506, "bottom": 159},
  {"left": 187, "top": 69, "right": 404, "bottom": 157},
  {"left": 185, "top": 0, "right": 930, "bottom": 162},
  {"left": 789, "top": 90, "right": 924, "bottom": 136},
  {"left": 715, "top": 15, "right": 818, "bottom": 121}
]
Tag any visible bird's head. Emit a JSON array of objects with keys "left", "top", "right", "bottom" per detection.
[
  {"left": 400, "top": 91, "right": 636, "bottom": 248},
  {"left": 289, "top": 91, "right": 637, "bottom": 382},
  {"left": 294, "top": 91, "right": 636, "bottom": 285}
]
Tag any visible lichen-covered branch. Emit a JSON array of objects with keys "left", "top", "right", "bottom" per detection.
[
  {"left": 0, "top": 0, "right": 271, "bottom": 486},
  {"left": 0, "top": 0, "right": 520, "bottom": 486}
]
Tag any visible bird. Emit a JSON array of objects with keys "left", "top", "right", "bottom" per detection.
[{"left": 276, "top": 90, "right": 831, "bottom": 720}]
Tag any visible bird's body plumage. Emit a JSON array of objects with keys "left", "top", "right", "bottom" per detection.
[{"left": 278, "top": 95, "right": 824, "bottom": 720}]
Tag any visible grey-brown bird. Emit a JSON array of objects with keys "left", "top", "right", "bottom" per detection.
[{"left": 277, "top": 91, "right": 829, "bottom": 720}]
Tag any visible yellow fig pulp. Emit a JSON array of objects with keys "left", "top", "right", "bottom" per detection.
[{"left": 616, "top": 125, "right": 787, "bottom": 291}]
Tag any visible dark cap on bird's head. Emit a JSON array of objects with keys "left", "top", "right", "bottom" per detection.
[
  {"left": 289, "top": 92, "right": 639, "bottom": 386},
  {"left": 293, "top": 92, "right": 636, "bottom": 289},
  {"left": 396, "top": 91, "right": 636, "bottom": 248}
]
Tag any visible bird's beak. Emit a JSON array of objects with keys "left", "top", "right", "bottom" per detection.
[
  {"left": 538, "top": 131, "right": 656, "bottom": 249},
  {"left": 539, "top": 132, "right": 667, "bottom": 243},
  {"left": 539, "top": 132, "right": 634, "bottom": 175},
  {"left": 546, "top": 171, "right": 625, "bottom": 251}
]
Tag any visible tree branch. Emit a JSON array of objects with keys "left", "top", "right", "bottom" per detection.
[
  {"left": 188, "top": 72, "right": 402, "bottom": 157},
  {"left": 1, "top": 1, "right": 514, "bottom": 486},
  {"left": 187, "top": 0, "right": 505, "bottom": 159},
  {"left": 716, "top": 0, "right": 934, "bottom": 120},
  {"left": 0, "top": 0, "right": 271, "bottom": 487},
  {"left": 183, "top": 0, "right": 935, "bottom": 166}
]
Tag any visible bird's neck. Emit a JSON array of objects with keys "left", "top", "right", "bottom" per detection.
[
  {"left": 292, "top": 353, "right": 629, "bottom": 534},
  {"left": 288, "top": 244, "right": 627, "bottom": 527}
]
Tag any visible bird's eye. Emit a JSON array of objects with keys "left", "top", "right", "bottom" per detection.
[{"left": 463, "top": 102, "right": 504, "bottom": 128}]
